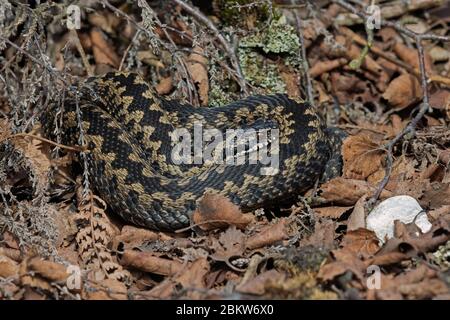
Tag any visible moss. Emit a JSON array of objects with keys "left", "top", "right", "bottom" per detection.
[
  {"left": 237, "top": 15, "right": 300, "bottom": 94},
  {"left": 268, "top": 258, "right": 338, "bottom": 299}
]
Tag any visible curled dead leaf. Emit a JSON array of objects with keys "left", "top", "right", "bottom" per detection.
[
  {"left": 90, "top": 28, "right": 120, "bottom": 68},
  {"left": 187, "top": 46, "right": 209, "bottom": 104},
  {"left": 0, "top": 255, "right": 19, "bottom": 278},
  {"left": 82, "top": 278, "right": 127, "bottom": 300},
  {"left": 121, "top": 250, "right": 183, "bottom": 276},
  {"left": 193, "top": 193, "right": 254, "bottom": 230},
  {"left": 383, "top": 74, "right": 422, "bottom": 109},
  {"left": 318, "top": 177, "right": 393, "bottom": 206},
  {"left": 246, "top": 218, "right": 293, "bottom": 250}
]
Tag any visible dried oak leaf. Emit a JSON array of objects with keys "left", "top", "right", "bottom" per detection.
[
  {"left": 237, "top": 269, "right": 286, "bottom": 295},
  {"left": 19, "top": 257, "right": 70, "bottom": 294},
  {"left": 90, "top": 28, "right": 120, "bottom": 68},
  {"left": 88, "top": 12, "right": 121, "bottom": 34},
  {"left": 317, "top": 177, "right": 393, "bottom": 206},
  {"left": 120, "top": 250, "right": 183, "bottom": 276},
  {"left": 342, "top": 134, "right": 384, "bottom": 180},
  {"left": 82, "top": 278, "right": 128, "bottom": 300},
  {"left": 367, "top": 217, "right": 450, "bottom": 266},
  {"left": 211, "top": 226, "right": 246, "bottom": 265},
  {"left": 145, "top": 258, "right": 210, "bottom": 299},
  {"left": 393, "top": 42, "right": 434, "bottom": 74},
  {"left": 155, "top": 76, "right": 173, "bottom": 95},
  {"left": 301, "top": 218, "right": 336, "bottom": 249},
  {"left": 371, "top": 264, "right": 448, "bottom": 300},
  {"left": 383, "top": 73, "right": 422, "bottom": 110},
  {"left": 187, "top": 46, "right": 209, "bottom": 105},
  {"left": 341, "top": 229, "right": 380, "bottom": 257},
  {"left": 246, "top": 218, "right": 293, "bottom": 250},
  {"left": 317, "top": 228, "right": 380, "bottom": 283},
  {"left": 347, "top": 195, "right": 367, "bottom": 231},
  {"left": 420, "top": 182, "right": 450, "bottom": 209},
  {"left": 314, "top": 206, "right": 353, "bottom": 219},
  {"left": 0, "top": 255, "right": 19, "bottom": 278},
  {"left": 193, "top": 193, "right": 254, "bottom": 230},
  {"left": 12, "top": 130, "right": 52, "bottom": 192},
  {"left": 113, "top": 225, "right": 172, "bottom": 251},
  {"left": 429, "top": 89, "right": 450, "bottom": 111}
]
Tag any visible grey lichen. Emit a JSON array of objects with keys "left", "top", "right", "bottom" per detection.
[
  {"left": 239, "top": 15, "right": 300, "bottom": 54},
  {"left": 433, "top": 240, "right": 450, "bottom": 270},
  {"left": 238, "top": 15, "right": 301, "bottom": 94}
]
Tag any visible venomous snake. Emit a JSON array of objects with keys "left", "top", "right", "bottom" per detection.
[{"left": 43, "top": 72, "right": 345, "bottom": 231}]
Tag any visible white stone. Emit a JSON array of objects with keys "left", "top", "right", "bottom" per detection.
[{"left": 366, "top": 195, "right": 432, "bottom": 243}]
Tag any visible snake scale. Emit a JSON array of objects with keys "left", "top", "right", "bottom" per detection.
[{"left": 42, "top": 72, "right": 345, "bottom": 231}]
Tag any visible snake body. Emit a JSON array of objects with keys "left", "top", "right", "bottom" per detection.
[{"left": 43, "top": 72, "right": 344, "bottom": 231}]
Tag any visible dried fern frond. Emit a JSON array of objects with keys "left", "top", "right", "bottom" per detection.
[{"left": 74, "top": 189, "right": 131, "bottom": 283}]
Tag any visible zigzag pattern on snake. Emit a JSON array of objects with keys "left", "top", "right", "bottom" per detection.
[{"left": 42, "top": 72, "right": 345, "bottom": 231}]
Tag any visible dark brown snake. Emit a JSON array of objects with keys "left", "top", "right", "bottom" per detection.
[{"left": 42, "top": 72, "right": 345, "bottom": 231}]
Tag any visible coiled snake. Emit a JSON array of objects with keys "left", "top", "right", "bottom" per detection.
[{"left": 43, "top": 72, "right": 345, "bottom": 231}]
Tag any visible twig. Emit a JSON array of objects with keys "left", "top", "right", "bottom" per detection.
[
  {"left": 0, "top": 35, "right": 76, "bottom": 89},
  {"left": 69, "top": 29, "right": 94, "bottom": 77},
  {"left": 172, "top": 0, "right": 249, "bottom": 94},
  {"left": 119, "top": 30, "right": 141, "bottom": 71},
  {"left": 2, "top": 133, "right": 83, "bottom": 152},
  {"left": 291, "top": 0, "right": 314, "bottom": 103}
]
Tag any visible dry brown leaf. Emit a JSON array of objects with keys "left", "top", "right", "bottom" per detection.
[
  {"left": 155, "top": 76, "right": 173, "bottom": 95},
  {"left": 246, "top": 218, "right": 293, "bottom": 250},
  {"left": 342, "top": 134, "right": 384, "bottom": 180},
  {"left": 318, "top": 177, "right": 393, "bottom": 206},
  {"left": 27, "top": 258, "right": 70, "bottom": 283},
  {"left": 211, "top": 226, "right": 246, "bottom": 263},
  {"left": 398, "top": 278, "right": 449, "bottom": 299},
  {"left": 193, "top": 193, "right": 254, "bottom": 230},
  {"left": 120, "top": 250, "right": 183, "bottom": 276},
  {"left": 113, "top": 225, "right": 172, "bottom": 251},
  {"left": 383, "top": 73, "right": 422, "bottom": 109},
  {"left": 314, "top": 206, "right": 352, "bottom": 219},
  {"left": 144, "top": 257, "right": 210, "bottom": 299},
  {"left": 372, "top": 264, "right": 449, "bottom": 299},
  {"left": 12, "top": 131, "right": 52, "bottom": 192},
  {"left": 88, "top": 12, "right": 121, "bottom": 34},
  {"left": 393, "top": 42, "right": 434, "bottom": 74},
  {"left": 420, "top": 182, "right": 450, "bottom": 209},
  {"left": 341, "top": 229, "right": 380, "bottom": 256},
  {"left": 82, "top": 278, "right": 127, "bottom": 300},
  {"left": 136, "top": 50, "right": 164, "bottom": 68},
  {"left": 428, "top": 205, "right": 450, "bottom": 220},
  {"left": 301, "top": 218, "right": 336, "bottom": 248},
  {"left": 237, "top": 270, "right": 286, "bottom": 295},
  {"left": 187, "top": 46, "right": 209, "bottom": 104},
  {"left": 347, "top": 195, "right": 367, "bottom": 231},
  {"left": 0, "top": 255, "right": 19, "bottom": 278},
  {"left": 175, "top": 258, "right": 210, "bottom": 299},
  {"left": 310, "top": 58, "right": 347, "bottom": 78},
  {"left": 90, "top": 28, "right": 120, "bottom": 68},
  {"left": 3, "top": 231, "right": 19, "bottom": 250}
]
